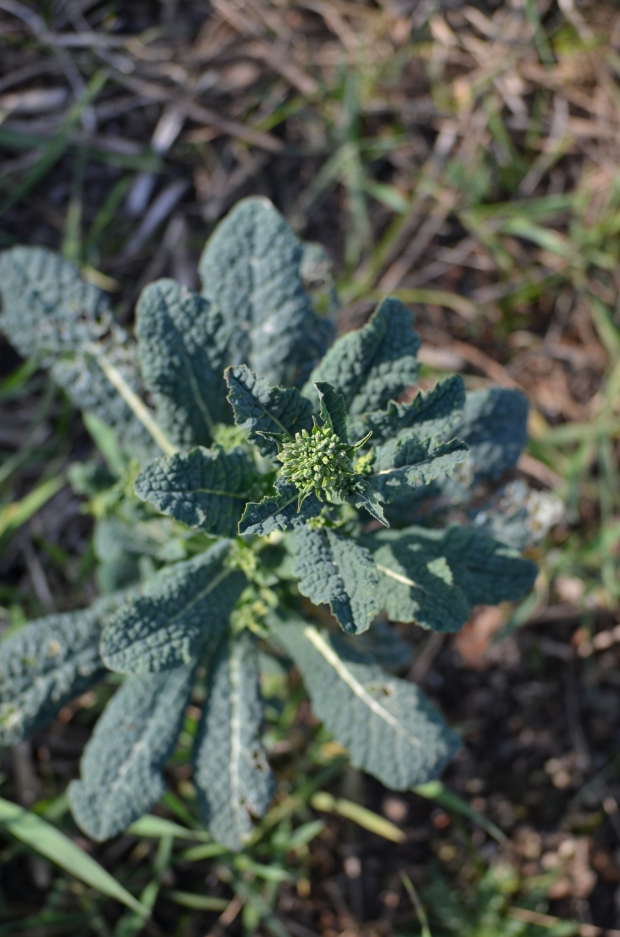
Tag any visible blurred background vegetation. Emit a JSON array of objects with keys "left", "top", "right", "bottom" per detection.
[{"left": 0, "top": 0, "right": 620, "bottom": 934}]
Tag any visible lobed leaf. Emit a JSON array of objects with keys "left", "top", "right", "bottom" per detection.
[
  {"left": 0, "top": 592, "right": 130, "bottom": 745},
  {"left": 226, "top": 365, "right": 314, "bottom": 458},
  {"left": 272, "top": 619, "right": 460, "bottom": 790},
  {"left": 135, "top": 446, "right": 256, "bottom": 537},
  {"left": 239, "top": 480, "right": 322, "bottom": 536},
  {"left": 365, "top": 525, "right": 538, "bottom": 632},
  {"left": 136, "top": 279, "right": 233, "bottom": 448},
  {"left": 193, "top": 630, "right": 276, "bottom": 851},
  {"left": 199, "top": 197, "right": 334, "bottom": 387},
  {"left": 100, "top": 542, "right": 246, "bottom": 674},
  {"left": 69, "top": 665, "right": 195, "bottom": 841},
  {"left": 369, "top": 436, "right": 468, "bottom": 503},
  {"left": 358, "top": 375, "right": 465, "bottom": 444},
  {"left": 293, "top": 527, "right": 379, "bottom": 634},
  {"left": 307, "top": 297, "right": 420, "bottom": 416}
]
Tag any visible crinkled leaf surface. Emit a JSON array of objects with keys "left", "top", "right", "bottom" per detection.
[
  {"left": 315, "top": 381, "right": 348, "bottom": 442},
  {"left": 0, "top": 246, "right": 112, "bottom": 359},
  {"left": 358, "top": 375, "right": 465, "bottom": 444},
  {"left": 69, "top": 665, "right": 194, "bottom": 841},
  {"left": 294, "top": 527, "right": 379, "bottom": 634},
  {"left": 199, "top": 197, "right": 334, "bottom": 387},
  {"left": 240, "top": 480, "right": 322, "bottom": 536},
  {"left": 0, "top": 247, "right": 154, "bottom": 457},
  {"left": 100, "top": 542, "right": 245, "bottom": 674},
  {"left": 226, "top": 365, "right": 314, "bottom": 458},
  {"left": 0, "top": 592, "right": 130, "bottom": 745},
  {"left": 193, "top": 630, "right": 275, "bottom": 851},
  {"left": 136, "top": 279, "right": 231, "bottom": 448},
  {"left": 365, "top": 525, "right": 537, "bottom": 631},
  {"left": 453, "top": 388, "right": 528, "bottom": 480},
  {"left": 135, "top": 446, "right": 256, "bottom": 537},
  {"left": 369, "top": 436, "right": 468, "bottom": 502},
  {"left": 272, "top": 619, "right": 460, "bottom": 789},
  {"left": 307, "top": 297, "right": 420, "bottom": 416}
]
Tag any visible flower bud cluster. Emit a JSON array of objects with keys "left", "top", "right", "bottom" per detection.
[{"left": 278, "top": 423, "right": 355, "bottom": 503}]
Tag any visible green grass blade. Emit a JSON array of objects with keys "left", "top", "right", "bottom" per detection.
[
  {"left": 0, "top": 475, "right": 65, "bottom": 556},
  {"left": 413, "top": 781, "right": 507, "bottom": 844},
  {"left": 0, "top": 796, "right": 148, "bottom": 917}
]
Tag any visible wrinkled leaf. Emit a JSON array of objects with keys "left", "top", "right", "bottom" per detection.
[
  {"left": 136, "top": 279, "right": 233, "bottom": 448},
  {"left": 369, "top": 436, "right": 468, "bottom": 502},
  {"left": 199, "top": 197, "right": 334, "bottom": 387},
  {"left": 308, "top": 297, "right": 420, "bottom": 416},
  {"left": 239, "top": 480, "right": 322, "bottom": 536},
  {"left": 135, "top": 446, "right": 256, "bottom": 537},
  {"left": 294, "top": 527, "right": 379, "bottom": 634},
  {"left": 100, "top": 542, "right": 245, "bottom": 674},
  {"left": 365, "top": 525, "right": 537, "bottom": 632},
  {"left": 0, "top": 247, "right": 153, "bottom": 457},
  {"left": 194, "top": 630, "right": 275, "bottom": 851},
  {"left": 0, "top": 246, "right": 112, "bottom": 359},
  {"left": 69, "top": 665, "right": 195, "bottom": 841},
  {"left": 272, "top": 619, "right": 459, "bottom": 789},
  {"left": 0, "top": 592, "right": 131, "bottom": 745},
  {"left": 226, "top": 365, "right": 314, "bottom": 458},
  {"left": 358, "top": 375, "right": 465, "bottom": 444},
  {"left": 453, "top": 387, "right": 528, "bottom": 480}
]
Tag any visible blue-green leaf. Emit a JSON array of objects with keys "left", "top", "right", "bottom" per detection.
[
  {"left": 239, "top": 480, "right": 322, "bottom": 536},
  {"left": 272, "top": 618, "right": 460, "bottom": 789},
  {"left": 0, "top": 592, "right": 132, "bottom": 745},
  {"left": 346, "top": 477, "right": 388, "bottom": 527},
  {"left": 453, "top": 388, "right": 528, "bottom": 480},
  {"left": 136, "top": 279, "right": 232, "bottom": 448},
  {"left": 365, "top": 525, "right": 537, "bottom": 632},
  {"left": 358, "top": 375, "right": 465, "bottom": 444},
  {"left": 134, "top": 446, "right": 256, "bottom": 537},
  {"left": 315, "top": 381, "right": 348, "bottom": 443},
  {"left": 307, "top": 297, "right": 420, "bottom": 416},
  {"left": 369, "top": 436, "right": 468, "bottom": 502},
  {"left": 226, "top": 365, "right": 314, "bottom": 458},
  {"left": 69, "top": 665, "right": 195, "bottom": 841},
  {"left": 199, "top": 197, "right": 334, "bottom": 387},
  {"left": 293, "top": 527, "right": 379, "bottom": 634},
  {"left": 0, "top": 247, "right": 154, "bottom": 457},
  {"left": 0, "top": 246, "right": 112, "bottom": 359},
  {"left": 100, "top": 542, "right": 245, "bottom": 674},
  {"left": 193, "top": 630, "right": 275, "bottom": 850}
]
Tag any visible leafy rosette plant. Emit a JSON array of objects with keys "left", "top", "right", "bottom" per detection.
[{"left": 0, "top": 197, "right": 538, "bottom": 851}]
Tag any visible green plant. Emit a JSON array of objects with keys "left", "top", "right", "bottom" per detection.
[{"left": 0, "top": 197, "right": 538, "bottom": 851}]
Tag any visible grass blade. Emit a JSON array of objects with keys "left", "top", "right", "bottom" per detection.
[{"left": 0, "top": 796, "right": 148, "bottom": 917}]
